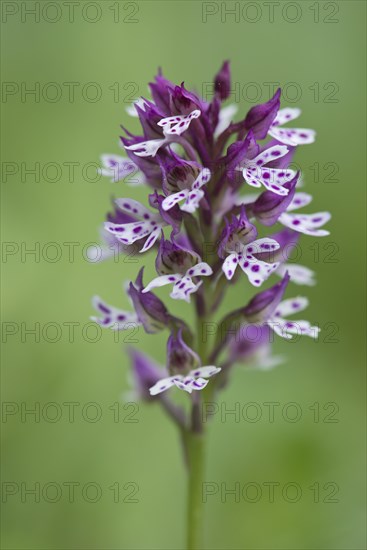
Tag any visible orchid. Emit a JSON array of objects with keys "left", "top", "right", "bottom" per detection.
[
  {"left": 143, "top": 261, "right": 213, "bottom": 302},
  {"left": 89, "top": 62, "right": 331, "bottom": 549}
]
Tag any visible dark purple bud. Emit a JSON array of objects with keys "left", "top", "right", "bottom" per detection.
[
  {"left": 156, "top": 239, "right": 200, "bottom": 275},
  {"left": 167, "top": 329, "right": 199, "bottom": 375},
  {"left": 214, "top": 60, "right": 231, "bottom": 101},
  {"left": 243, "top": 272, "right": 290, "bottom": 323},
  {"left": 128, "top": 268, "right": 170, "bottom": 334},
  {"left": 252, "top": 171, "right": 300, "bottom": 226},
  {"left": 222, "top": 131, "right": 259, "bottom": 174},
  {"left": 149, "top": 69, "right": 175, "bottom": 115},
  {"left": 229, "top": 324, "right": 272, "bottom": 363},
  {"left": 244, "top": 88, "right": 281, "bottom": 139},
  {"left": 128, "top": 348, "right": 165, "bottom": 401},
  {"left": 218, "top": 206, "right": 257, "bottom": 258},
  {"left": 135, "top": 98, "right": 166, "bottom": 139},
  {"left": 170, "top": 83, "right": 202, "bottom": 114}
]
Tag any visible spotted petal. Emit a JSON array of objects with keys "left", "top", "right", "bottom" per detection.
[
  {"left": 174, "top": 377, "right": 209, "bottom": 393},
  {"left": 162, "top": 190, "right": 189, "bottom": 211},
  {"left": 91, "top": 296, "right": 138, "bottom": 330},
  {"left": 270, "top": 318, "right": 320, "bottom": 339},
  {"left": 274, "top": 297, "right": 309, "bottom": 317},
  {"left": 246, "top": 238, "right": 281, "bottom": 255},
  {"left": 222, "top": 253, "right": 239, "bottom": 280},
  {"left": 189, "top": 366, "right": 221, "bottom": 378},
  {"left": 149, "top": 375, "right": 183, "bottom": 396},
  {"left": 239, "top": 254, "right": 279, "bottom": 287},
  {"left": 140, "top": 226, "right": 162, "bottom": 253},
  {"left": 115, "top": 198, "right": 155, "bottom": 220},
  {"left": 277, "top": 264, "right": 316, "bottom": 286},
  {"left": 99, "top": 154, "right": 137, "bottom": 182},
  {"left": 279, "top": 212, "right": 331, "bottom": 236},
  {"left": 268, "top": 127, "right": 316, "bottom": 146},
  {"left": 243, "top": 168, "right": 290, "bottom": 196},
  {"left": 142, "top": 274, "right": 181, "bottom": 294},
  {"left": 171, "top": 276, "right": 201, "bottom": 302},
  {"left": 104, "top": 220, "right": 157, "bottom": 244},
  {"left": 250, "top": 145, "right": 289, "bottom": 167},
  {"left": 125, "top": 138, "right": 167, "bottom": 157},
  {"left": 157, "top": 109, "right": 201, "bottom": 135},
  {"left": 287, "top": 192, "right": 313, "bottom": 212},
  {"left": 186, "top": 262, "right": 213, "bottom": 278},
  {"left": 181, "top": 189, "right": 205, "bottom": 213},
  {"left": 271, "top": 108, "right": 301, "bottom": 127},
  {"left": 192, "top": 168, "right": 211, "bottom": 189}
]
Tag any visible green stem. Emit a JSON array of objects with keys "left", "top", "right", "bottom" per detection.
[{"left": 185, "top": 430, "right": 206, "bottom": 550}]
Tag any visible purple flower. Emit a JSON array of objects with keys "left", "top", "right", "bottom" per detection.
[
  {"left": 244, "top": 88, "right": 281, "bottom": 139},
  {"left": 104, "top": 198, "right": 167, "bottom": 252},
  {"left": 128, "top": 348, "right": 165, "bottom": 401},
  {"left": 128, "top": 268, "right": 170, "bottom": 333},
  {"left": 91, "top": 62, "right": 332, "bottom": 433},
  {"left": 242, "top": 272, "right": 290, "bottom": 323},
  {"left": 214, "top": 60, "right": 231, "bottom": 101},
  {"left": 149, "top": 366, "right": 221, "bottom": 395},
  {"left": 218, "top": 207, "right": 280, "bottom": 286},
  {"left": 124, "top": 109, "right": 201, "bottom": 158},
  {"left": 251, "top": 172, "right": 300, "bottom": 225}
]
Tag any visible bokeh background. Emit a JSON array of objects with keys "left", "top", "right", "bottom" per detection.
[{"left": 1, "top": 1, "right": 366, "bottom": 548}]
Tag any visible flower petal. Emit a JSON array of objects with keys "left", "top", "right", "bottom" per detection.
[
  {"left": 157, "top": 109, "right": 201, "bottom": 135},
  {"left": 268, "top": 127, "right": 316, "bottom": 146},
  {"left": 186, "top": 262, "right": 213, "bottom": 278},
  {"left": 277, "top": 263, "right": 316, "bottom": 286},
  {"left": 250, "top": 145, "right": 289, "bottom": 167},
  {"left": 99, "top": 154, "right": 137, "bottom": 182},
  {"left": 91, "top": 296, "right": 138, "bottom": 330},
  {"left": 274, "top": 297, "right": 309, "bottom": 317},
  {"left": 174, "top": 377, "right": 209, "bottom": 393},
  {"left": 287, "top": 192, "right": 313, "bottom": 212},
  {"left": 192, "top": 168, "right": 211, "bottom": 190},
  {"left": 239, "top": 255, "right": 279, "bottom": 287},
  {"left": 162, "top": 190, "right": 189, "bottom": 211},
  {"left": 244, "top": 168, "right": 290, "bottom": 196},
  {"left": 189, "top": 366, "right": 221, "bottom": 378},
  {"left": 271, "top": 108, "right": 301, "bottom": 127},
  {"left": 246, "top": 238, "right": 281, "bottom": 254},
  {"left": 279, "top": 212, "right": 331, "bottom": 236},
  {"left": 140, "top": 226, "right": 162, "bottom": 253},
  {"left": 170, "top": 277, "right": 201, "bottom": 302},
  {"left": 142, "top": 274, "right": 181, "bottom": 294},
  {"left": 149, "top": 375, "right": 183, "bottom": 396},
  {"left": 115, "top": 198, "right": 154, "bottom": 220},
  {"left": 270, "top": 318, "right": 320, "bottom": 339},
  {"left": 104, "top": 220, "right": 157, "bottom": 244},
  {"left": 125, "top": 138, "right": 167, "bottom": 157},
  {"left": 180, "top": 189, "right": 205, "bottom": 213},
  {"left": 222, "top": 253, "right": 239, "bottom": 280}
]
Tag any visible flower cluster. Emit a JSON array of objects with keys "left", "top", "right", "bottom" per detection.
[{"left": 91, "top": 62, "right": 330, "bottom": 412}]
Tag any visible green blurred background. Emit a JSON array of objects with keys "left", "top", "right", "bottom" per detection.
[{"left": 1, "top": 1, "right": 366, "bottom": 548}]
